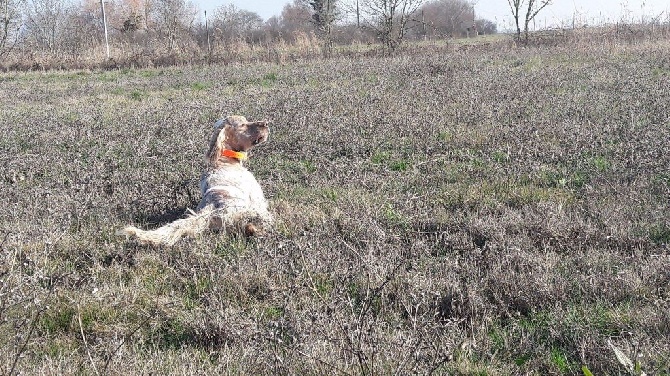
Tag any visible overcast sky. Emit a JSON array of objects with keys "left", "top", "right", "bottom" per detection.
[{"left": 194, "top": 0, "right": 670, "bottom": 30}]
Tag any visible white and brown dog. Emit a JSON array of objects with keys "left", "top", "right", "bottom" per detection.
[{"left": 119, "top": 115, "right": 272, "bottom": 246}]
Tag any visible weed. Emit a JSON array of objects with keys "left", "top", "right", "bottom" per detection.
[
  {"left": 217, "top": 242, "right": 248, "bottom": 262},
  {"left": 652, "top": 66, "right": 670, "bottom": 77},
  {"left": 140, "top": 70, "right": 160, "bottom": 78},
  {"left": 154, "top": 318, "right": 190, "bottom": 350},
  {"left": 301, "top": 160, "right": 316, "bottom": 173},
  {"left": 515, "top": 353, "right": 532, "bottom": 367}
]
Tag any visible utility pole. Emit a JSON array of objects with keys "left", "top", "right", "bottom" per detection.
[
  {"left": 422, "top": 10, "right": 426, "bottom": 38},
  {"left": 356, "top": 0, "right": 360, "bottom": 28},
  {"left": 100, "top": 0, "right": 110, "bottom": 58}
]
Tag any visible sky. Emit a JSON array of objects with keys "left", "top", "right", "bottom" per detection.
[{"left": 193, "top": 0, "right": 670, "bottom": 30}]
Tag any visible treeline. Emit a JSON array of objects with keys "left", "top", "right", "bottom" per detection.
[{"left": 0, "top": 0, "right": 497, "bottom": 70}]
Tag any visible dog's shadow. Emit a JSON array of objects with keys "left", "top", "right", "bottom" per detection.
[
  {"left": 128, "top": 179, "right": 201, "bottom": 228},
  {"left": 135, "top": 206, "right": 194, "bottom": 227}
]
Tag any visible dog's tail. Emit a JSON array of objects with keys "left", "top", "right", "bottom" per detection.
[{"left": 117, "top": 207, "right": 214, "bottom": 246}]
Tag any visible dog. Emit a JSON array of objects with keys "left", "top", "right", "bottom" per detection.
[{"left": 119, "top": 115, "right": 272, "bottom": 246}]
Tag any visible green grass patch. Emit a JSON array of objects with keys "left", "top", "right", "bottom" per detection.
[
  {"left": 184, "top": 277, "right": 212, "bottom": 310},
  {"left": 213, "top": 237, "right": 250, "bottom": 259},
  {"left": 371, "top": 150, "right": 391, "bottom": 164},
  {"left": 652, "top": 66, "right": 670, "bottom": 77},
  {"left": 320, "top": 187, "right": 337, "bottom": 201},
  {"left": 382, "top": 204, "right": 407, "bottom": 227},
  {"left": 439, "top": 130, "right": 453, "bottom": 142},
  {"left": 591, "top": 155, "right": 610, "bottom": 172},
  {"left": 390, "top": 159, "right": 410, "bottom": 171},
  {"left": 39, "top": 306, "right": 76, "bottom": 335},
  {"left": 371, "top": 150, "right": 411, "bottom": 172},
  {"left": 130, "top": 89, "right": 147, "bottom": 101},
  {"left": 515, "top": 353, "right": 532, "bottom": 367},
  {"left": 262, "top": 305, "right": 284, "bottom": 321},
  {"left": 259, "top": 72, "right": 278, "bottom": 87},
  {"left": 538, "top": 167, "right": 589, "bottom": 190},
  {"left": 491, "top": 150, "right": 509, "bottom": 163},
  {"left": 648, "top": 223, "right": 670, "bottom": 245},
  {"left": 153, "top": 317, "right": 191, "bottom": 350},
  {"left": 441, "top": 178, "right": 574, "bottom": 211},
  {"left": 139, "top": 69, "right": 162, "bottom": 78},
  {"left": 190, "top": 82, "right": 211, "bottom": 91},
  {"left": 311, "top": 273, "right": 334, "bottom": 297},
  {"left": 550, "top": 347, "right": 573, "bottom": 374}
]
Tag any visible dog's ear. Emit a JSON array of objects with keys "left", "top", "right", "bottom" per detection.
[{"left": 206, "top": 120, "right": 228, "bottom": 165}]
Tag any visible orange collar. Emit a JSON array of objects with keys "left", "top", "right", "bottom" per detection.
[{"left": 221, "top": 149, "right": 247, "bottom": 160}]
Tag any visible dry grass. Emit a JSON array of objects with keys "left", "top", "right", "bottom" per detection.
[{"left": 0, "top": 38, "right": 668, "bottom": 375}]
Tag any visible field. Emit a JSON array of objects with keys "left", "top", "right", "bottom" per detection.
[{"left": 0, "top": 39, "right": 669, "bottom": 375}]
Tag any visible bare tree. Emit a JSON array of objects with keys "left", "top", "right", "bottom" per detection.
[
  {"left": 359, "top": 0, "right": 425, "bottom": 53},
  {"left": 25, "top": 0, "right": 70, "bottom": 52},
  {"left": 66, "top": 1, "right": 106, "bottom": 54},
  {"left": 117, "top": 0, "right": 147, "bottom": 32},
  {"left": 0, "top": 0, "right": 24, "bottom": 56},
  {"left": 150, "top": 0, "right": 196, "bottom": 51},
  {"left": 211, "top": 4, "right": 263, "bottom": 43},
  {"left": 263, "top": 15, "right": 281, "bottom": 40},
  {"left": 277, "top": 0, "right": 313, "bottom": 42},
  {"left": 475, "top": 18, "right": 496, "bottom": 35},
  {"left": 507, "top": 0, "right": 551, "bottom": 42},
  {"left": 416, "top": 0, "right": 474, "bottom": 38}
]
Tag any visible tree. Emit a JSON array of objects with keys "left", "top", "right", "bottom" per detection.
[
  {"left": 120, "top": 0, "right": 146, "bottom": 31},
  {"left": 474, "top": 18, "right": 496, "bottom": 35},
  {"left": 263, "top": 15, "right": 281, "bottom": 40},
  {"left": 278, "top": 0, "right": 313, "bottom": 41},
  {"left": 306, "top": 0, "right": 338, "bottom": 55},
  {"left": 211, "top": 4, "right": 263, "bottom": 43},
  {"left": 150, "top": 0, "right": 196, "bottom": 51},
  {"left": 25, "top": 0, "right": 64, "bottom": 51},
  {"left": 25, "top": 0, "right": 81, "bottom": 52},
  {"left": 0, "top": 0, "right": 24, "bottom": 56},
  {"left": 65, "top": 2, "right": 106, "bottom": 55},
  {"left": 359, "top": 0, "right": 425, "bottom": 53},
  {"left": 507, "top": 0, "right": 551, "bottom": 42},
  {"left": 417, "top": 0, "right": 474, "bottom": 38}
]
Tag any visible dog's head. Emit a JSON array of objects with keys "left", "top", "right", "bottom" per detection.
[{"left": 207, "top": 115, "right": 270, "bottom": 166}]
